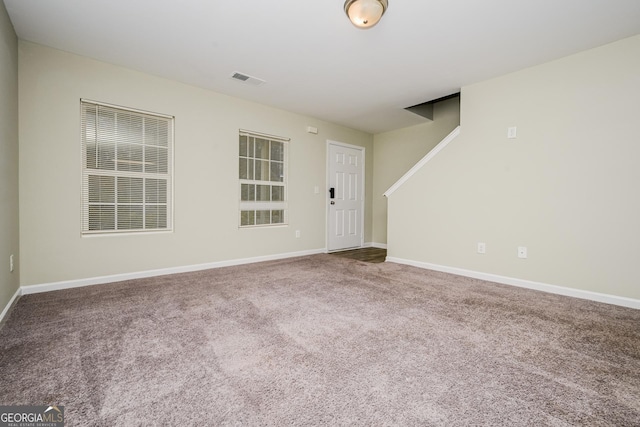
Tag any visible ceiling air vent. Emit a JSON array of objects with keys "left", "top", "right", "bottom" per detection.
[{"left": 231, "top": 72, "right": 265, "bottom": 86}]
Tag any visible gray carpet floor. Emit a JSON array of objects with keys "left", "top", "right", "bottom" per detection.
[{"left": 1, "top": 254, "right": 639, "bottom": 426}]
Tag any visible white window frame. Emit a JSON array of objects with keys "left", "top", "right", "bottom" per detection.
[
  {"left": 80, "top": 99, "right": 174, "bottom": 235},
  {"left": 238, "top": 129, "right": 289, "bottom": 227}
]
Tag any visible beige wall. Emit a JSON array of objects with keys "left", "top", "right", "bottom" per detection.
[
  {"left": 0, "top": 3, "right": 19, "bottom": 311},
  {"left": 372, "top": 98, "right": 460, "bottom": 244},
  {"left": 18, "top": 42, "right": 373, "bottom": 287},
  {"left": 388, "top": 35, "right": 640, "bottom": 300}
]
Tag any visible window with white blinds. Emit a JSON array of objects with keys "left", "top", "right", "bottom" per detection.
[
  {"left": 239, "top": 130, "right": 289, "bottom": 227},
  {"left": 81, "top": 100, "right": 174, "bottom": 234}
]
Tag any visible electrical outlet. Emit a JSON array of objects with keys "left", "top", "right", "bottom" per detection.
[
  {"left": 507, "top": 126, "right": 517, "bottom": 139},
  {"left": 295, "top": 230, "right": 301, "bottom": 238},
  {"left": 10, "top": 254, "right": 14, "bottom": 272},
  {"left": 518, "top": 246, "right": 527, "bottom": 259},
  {"left": 477, "top": 242, "right": 486, "bottom": 254}
]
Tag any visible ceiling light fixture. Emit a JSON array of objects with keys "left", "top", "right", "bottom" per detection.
[{"left": 344, "top": 0, "right": 388, "bottom": 29}]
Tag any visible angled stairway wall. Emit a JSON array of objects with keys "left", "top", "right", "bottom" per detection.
[
  {"left": 372, "top": 97, "right": 460, "bottom": 245},
  {"left": 385, "top": 35, "right": 640, "bottom": 305}
]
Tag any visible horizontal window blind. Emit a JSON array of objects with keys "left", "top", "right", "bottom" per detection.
[
  {"left": 239, "top": 130, "right": 289, "bottom": 227},
  {"left": 81, "top": 100, "right": 173, "bottom": 234}
]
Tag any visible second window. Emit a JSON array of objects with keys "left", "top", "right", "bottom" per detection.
[{"left": 239, "top": 131, "right": 289, "bottom": 227}]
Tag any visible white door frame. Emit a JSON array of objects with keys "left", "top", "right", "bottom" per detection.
[{"left": 326, "top": 140, "right": 365, "bottom": 252}]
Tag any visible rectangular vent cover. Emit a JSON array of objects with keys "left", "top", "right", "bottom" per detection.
[{"left": 231, "top": 72, "right": 265, "bottom": 86}]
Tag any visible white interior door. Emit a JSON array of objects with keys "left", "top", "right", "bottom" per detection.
[{"left": 327, "top": 142, "right": 364, "bottom": 251}]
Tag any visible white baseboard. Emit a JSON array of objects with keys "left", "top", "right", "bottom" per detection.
[
  {"left": 386, "top": 256, "right": 640, "bottom": 310},
  {"left": 0, "top": 287, "right": 22, "bottom": 324},
  {"left": 14, "top": 250, "right": 636, "bottom": 317},
  {"left": 364, "top": 242, "right": 387, "bottom": 249},
  {"left": 21, "top": 248, "right": 326, "bottom": 296}
]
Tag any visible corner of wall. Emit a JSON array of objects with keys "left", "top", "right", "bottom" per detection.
[{"left": 0, "top": 0, "right": 21, "bottom": 321}]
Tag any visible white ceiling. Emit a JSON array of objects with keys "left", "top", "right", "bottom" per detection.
[{"left": 4, "top": 0, "right": 640, "bottom": 134}]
